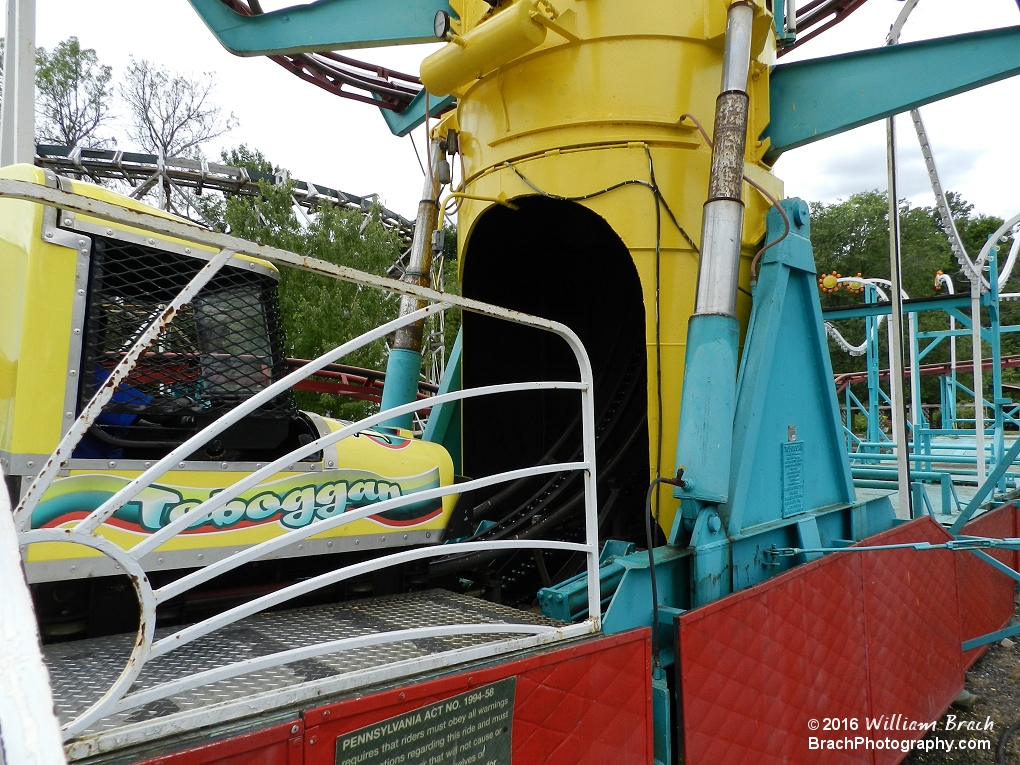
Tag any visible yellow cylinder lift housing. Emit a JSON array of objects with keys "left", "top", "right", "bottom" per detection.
[
  {"left": 0, "top": 165, "right": 455, "bottom": 583},
  {"left": 424, "top": 0, "right": 782, "bottom": 537}
]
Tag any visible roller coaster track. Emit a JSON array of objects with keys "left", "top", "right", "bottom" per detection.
[
  {"left": 832, "top": 354, "right": 1020, "bottom": 394},
  {"left": 216, "top": 0, "right": 424, "bottom": 112},
  {"left": 34, "top": 144, "right": 415, "bottom": 244}
]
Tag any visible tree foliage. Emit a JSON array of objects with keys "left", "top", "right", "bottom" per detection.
[
  {"left": 215, "top": 146, "right": 403, "bottom": 421},
  {"left": 810, "top": 190, "right": 1019, "bottom": 404},
  {"left": 34, "top": 37, "right": 114, "bottom": 148}
]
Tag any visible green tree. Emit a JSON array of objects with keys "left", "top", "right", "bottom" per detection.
[
  {"left": 810, "top": 190, "right": 1014, "bottom": 416},
  {"left": 0, "top": 36, "right": 114, "bottom": 147},
  {"left": 216, "top": 146, "right": 403, "bottom": 421}
]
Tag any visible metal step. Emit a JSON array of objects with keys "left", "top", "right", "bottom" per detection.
[{"left": 45, "top": 590, "right": 562, "bottom": 758}]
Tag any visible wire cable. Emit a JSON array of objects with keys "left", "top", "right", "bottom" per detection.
[
  {"left": 644, "top": 478, "right": 666, "bottom": 670},
  {"left": 646, "top": 146, "right": 666, "bottom": 503},
  {"left": 502, "top": 159, "right": 700, "bottom": 254}
]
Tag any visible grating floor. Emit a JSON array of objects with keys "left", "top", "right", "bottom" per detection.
[{"left": 44, "top": 589, "right": 562, "bottom": 741}]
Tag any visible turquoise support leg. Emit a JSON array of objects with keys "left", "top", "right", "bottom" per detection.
[{"left": 380, "top": 348, "right": 424, "bottom": 429}]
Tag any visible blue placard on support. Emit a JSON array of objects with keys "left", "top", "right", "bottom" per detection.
[{"left": 782, "top": 441, "right": 805, "bottom": 517}]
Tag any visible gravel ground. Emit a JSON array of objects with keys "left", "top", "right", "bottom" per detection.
[{"left": 905, "top": 600, "right": 1020, "bottom": 764}]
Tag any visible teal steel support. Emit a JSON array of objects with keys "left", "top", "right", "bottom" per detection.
[
  {"left": 864, "top": 285, "right": 883, "bottom": 448},
  {"left": 651, "top": 675, "right": 672, "bottom": 765},
  {"left": 672, "top": 313, "right": 740, "bottom": 535},
  {"left": 379, "top": 91, "right": 457, "bottom": 137},
  {"left": 949, "top": 434, "right": 1020, "bottom": 535},
  {"left": 723, "top": 200, "right": 855, "bottom": 537},
  {"left": 379, "top": 348, "right": 424, "bottom": 430},
  {"left": 423, "top": 328, "right": 462, "bottom": 472},
  {"left": 766, "top": 25, "right": 1020, "bottom": 158},
  {"left": 185, "top": 0, "right": 454, "bottom": 55},
  {"left": 961, "top": 623, "right": 1020, "bottom": 652}
]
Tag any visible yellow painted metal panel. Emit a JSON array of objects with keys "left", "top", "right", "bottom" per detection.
[
  {"left": 443, "top": 0, "right": 781, "bottom": 534},
  {"left": 0, "top": 165, "right": 77, "bottom": 455}
]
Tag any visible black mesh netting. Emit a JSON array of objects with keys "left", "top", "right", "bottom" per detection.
[{"left": 79, "top": 236, "right": 295, "bottom": 424}]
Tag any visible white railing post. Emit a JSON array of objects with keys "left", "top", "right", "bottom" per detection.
[{"left": 0, "top": 468, "right": 67, "bottom": 765}]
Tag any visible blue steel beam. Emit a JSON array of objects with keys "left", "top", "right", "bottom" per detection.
[
  {"left": 822, "top": 294, "right": 972, "bottom": 321},
  {"left": 766, "top": 25, "right": 1020, "bottom": 158},
  {"left": 185, "top": 0, "right": 454, "bottom": 55},
  {"left": 380, "top": 91, "right": 456, "bottom": 137}
]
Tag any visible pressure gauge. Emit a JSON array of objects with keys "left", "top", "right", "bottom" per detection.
[{"left": 434, "top": 11, "right": 452, "bottom": 39}]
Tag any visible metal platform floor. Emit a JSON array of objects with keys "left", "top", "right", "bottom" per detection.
[{"left": 46, "top": 589, "right": 564, "bottom": 759}]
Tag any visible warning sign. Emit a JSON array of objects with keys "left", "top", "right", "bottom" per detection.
[{"left": 335, "top": 677, "right": 516, "bottom": 765}]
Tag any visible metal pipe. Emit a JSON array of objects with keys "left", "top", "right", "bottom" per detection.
[
  {"left": 693, "top": 1, "right": 754, "bottom": 318},
  {"left": 380, "top": 137, "right": 444, "bottom": 427},
  {"left": 972, "top": 278, "right": 987, "bottom": 483},
  {"left": 886, "top": 115, "right": 912, "bottom": 517},
  {"left": 394, "top": 138, "right": 443, "bottom": 353},
  {"left": 0, "top": 0, "right": 36, "bottom": 166},
  {"left": 673, "top": 1, "right": 755, "bottom": 517}
]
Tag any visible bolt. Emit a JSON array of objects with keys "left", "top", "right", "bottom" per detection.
[
  {"left": 178, "top": 462, "right": 186, "bottom": 468},
  {"left": 309, "top": 737, "right": 317, "bottom": 746},
  {"left": 185, "top": 247, "right": 191, "bottom": 254},
  {"left": 106, "top": 229, "right": 113, "bottom": 235},
  {"left": 323, "top": 709, "right": 331, "bottom": 718},
  {"left": 65, "top": 412, "right": 73, "bottom": 418},
  {"left": 45, "top": 231, "right": 53, "bottom": 238},
  {"left": 69, "top": 370, "right": 76, "bottom": 377},
  {"left": 290, "top": 725, "right": 300, "bottom": 735},
  {"left": 147, "top": 238, "right": 155, "bottom": 245},
  {"left": 197, "top": 553, "right": 203, "bottom": 560},
  {"left": 157, "top": 557, "right": 163, "bottom": 564},
  {"left": 109, "top": 461, "right": 117, "bottom": 468}
]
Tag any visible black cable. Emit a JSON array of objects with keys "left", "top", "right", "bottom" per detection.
[
  {"left": 503, "top": 160, "right": 700, "bottom": 255},
  {"left": 644, "top": 477, "right": 668, "bottom": 670},
  {"left": 998, "top": 718, "right": 1020, "bottom": 764},
  {"left": 645, "top": 145, "right": 665, "bottom": 507}
]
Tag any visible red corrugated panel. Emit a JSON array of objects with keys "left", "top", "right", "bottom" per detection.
[
  {"left": 678, "top": 514, "right": 1016, "bottom": 765},
  {"left": 858, "top": 519, "right": 963, "bottom": 764},
  {"left": 134, "top": 719, "right": 303, "bottom": 765},
  {"left": 303, "top": 630, "right": 652, "bottom": 765},
  {"left": 958, "top": 504, "right": 1018, "bottom": 668},
  {"left": 678, "top": 552, "right": 872, "bottom": 764}
]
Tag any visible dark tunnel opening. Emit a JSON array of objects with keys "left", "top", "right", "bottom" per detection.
[{"left": 437, "top": 196, "right": 651, "bottom": 601}]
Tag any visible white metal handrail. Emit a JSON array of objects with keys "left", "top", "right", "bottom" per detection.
[
  {"left": 0, "top": 179, "right": 602, "bottom": 752},
  {"left": 0, "top": 464, "right": 67, "bottom": 765}
]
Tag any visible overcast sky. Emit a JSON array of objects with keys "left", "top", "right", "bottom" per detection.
[{"left": 26, "top": 0, "right": 1020, "bottom": 221}]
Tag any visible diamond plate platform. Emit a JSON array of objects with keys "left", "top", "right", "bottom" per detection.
[{"left": 46, "top": 589, "right": 562, "bottom": 756}]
